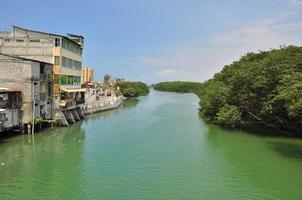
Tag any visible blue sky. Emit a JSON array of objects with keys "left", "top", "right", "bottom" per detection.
[{"left": 1, "top": 0, "right": 302, "bottom": 83}]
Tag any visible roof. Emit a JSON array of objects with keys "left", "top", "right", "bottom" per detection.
[
  {"left": 0, "top": 53, "right": 53, "bottom": 65},
  {"left": 0, "top": 87, "right": 20, "bottom": 93},
  {"left": 13, "top": 26, "right": 84, "bottom": 47},
  {"left": 67, "top": 33, "right": 84, "bottom": 39},
  {"left": 60, "top": 87, "right": 86, "bottom": 93}
]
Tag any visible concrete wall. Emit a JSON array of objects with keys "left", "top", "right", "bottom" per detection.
[
  {"left": 0, "top": 54, "right": 53, "bottom": 124},
  {"left": 0, "top": 28, "right": 54, "bottom": 63},
  {"left": 40, "top": 63, "right": 53, "bottom": 120}
]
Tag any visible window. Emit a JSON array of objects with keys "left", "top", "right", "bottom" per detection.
[
  {"left": 40, "top": 64, "right": 44, "bottom": 74},
  {"left": 68, "top": 58, "right": 72, "bottom": 68},
  {"left": 61, "top": 38, "right": 82, "bottom": 55},
  {"left": 48, "top": 83, "right": 52, "bottom": 96},
  {"left": 62, "top": 57, "right": 67, "bottom": 67},
  {"left": 55, "top": 38, "right": 61, "bottom": 47},
  {"left": 30, "top": 39, "right": 40, "bottom": 42},
  {"left": 53, "top": 75, "right": 82, "bottom": 85},
  {"left": 54, "top": 56, "right": 60, "bottom": 65},
  {"left": 68, "top": 76, "right": 73, "bottom": 85},
  {"left": 4, "top": 39, "right": 10, "bottom": 42},
  {"left": 16, "top": 39, "right": 24, "bottom": 42},
  {"left": 60, "top": 75, "right": 68, "bottom": 85},
  {"left": 61, "top": 56, "right": 81, "bottom": 70},
  {"left": 74, "top": 76, "right": 81, "bottom": 84}
]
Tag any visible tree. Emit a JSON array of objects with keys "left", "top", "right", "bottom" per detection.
[{"left": 104, "top": 74, "right": 111, "bottom": 82}]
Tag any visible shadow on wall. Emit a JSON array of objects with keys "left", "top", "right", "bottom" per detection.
[{"left": 268, "top": 141, "right": 302, "bottom": 160}]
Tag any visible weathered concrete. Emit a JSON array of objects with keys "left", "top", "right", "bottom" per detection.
[
  {"left": 76, "top": 107, "right": 85, "bottom": 119},
  {"left": 0, "top": 54, "right": 53, "bottom": 127},
  {"left": 54, "top": 111, "right": 69, "bottom": 126},
  {"left": 71, "top": 109, "right": 80, "bottom": 121},
  {"left": 83, "top": 96, "right": 124, "bottom": 115},
  {"left": 65, "top": 110, "right": 75, "bottom": 124}
]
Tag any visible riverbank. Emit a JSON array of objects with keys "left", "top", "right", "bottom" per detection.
[{"left": 83, "top": 95, "right": 124, "bottom": 115}]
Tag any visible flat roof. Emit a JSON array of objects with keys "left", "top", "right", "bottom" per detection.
[{"left": 13, "top": 26, "right": 84, "bottom": 47}]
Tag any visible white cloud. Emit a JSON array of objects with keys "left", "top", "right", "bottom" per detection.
[
  {"left": 156, "top": 69, "right": 176, "bottom": 76},
  {"left": 134, "top": 1, "right": 302, "bottom": 83},
  {"left": 287, "top": 0, "right": 302, "bottom": 7}
]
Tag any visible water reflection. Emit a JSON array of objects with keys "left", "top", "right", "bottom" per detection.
[
  {"left": 204, "top": 124, "right": 302, "bottom": 200},
  {"left": 123, "top": 98, "right": 139, "bottom": 108},
  {"left": 268, "top": 141, "right": 302, "bottom": 160},
  {"left": 0, "top": 123, "right": 86, "bottom": 199}
]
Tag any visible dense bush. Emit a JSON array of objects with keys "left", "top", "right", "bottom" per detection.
[
  {"left": 216, "top": 105, "right": 242, "bottom": 128},
  {"left": 118, "top": 81, "right": 149, "bottom": 97},
  {"left": 199, "top": 46, "right": 302, "bottom": 136},
  {"left": 122, "top": 88, "right": 136, "bottom": 97},
  {"left": 153, "top": 81, "right": 203, "bottom": 97}
]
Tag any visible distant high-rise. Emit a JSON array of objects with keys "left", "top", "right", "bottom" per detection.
[{"left": 81, "top": 67, "right": 94, "bottom": 83}]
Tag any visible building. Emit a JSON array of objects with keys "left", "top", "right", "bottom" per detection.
[
  {"left": 0, "top": 88, "right": 22, "bottom": 132},
  {"left": 81, "top": 67, "right": 94, "bottom": 83},
  {"left": 0, "top": 53, "right": 53, "bottom": 131},
  {"left": 0, "top": 26, "right": 85, "bottom": 125}
]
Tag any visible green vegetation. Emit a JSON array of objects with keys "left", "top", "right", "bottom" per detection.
[
  {"left": 154, "top": 46, "right": 302, "bottom": 136},
  {"left": 200, "top": 46, "right": 302, "bottom": 136},
  {"left": 153, "top": 81, "right": 203, "bottom": 97},
  {"left": 118, "top": 81, "right": 150, "bottom": 97},
  {"left": 34, "top": 116, "right": 43, "bottom": 125}
]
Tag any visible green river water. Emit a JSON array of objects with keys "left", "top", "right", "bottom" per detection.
[{"left": 0, "top": 90, "right": 302, "bottom": 200}]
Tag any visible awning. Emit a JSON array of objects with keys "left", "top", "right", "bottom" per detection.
[
  {"left": 0, "top": 87, "right": 20, "bottom": 93},
  {"left": 60, "top": 88, "right": 86, "bottom": 93}
]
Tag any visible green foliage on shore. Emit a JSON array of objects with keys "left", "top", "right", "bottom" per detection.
[
  {"left": 153, "top": 81, "right": 203, "bottom": 97},
  {"left": 118, "top": 81, "right": 149, "bottom": 97},
  {"left": 153, "top": 46, "right": 302, "bottom": 136},
  {"left": 199, "top": 46, "right": 302, "bottom": 135}
]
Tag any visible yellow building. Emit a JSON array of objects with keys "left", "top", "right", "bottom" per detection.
[{"left": 81, "top": 67, "right": 94, "bottom": 83}]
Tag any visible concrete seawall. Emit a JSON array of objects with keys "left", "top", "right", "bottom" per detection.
[{"left": 83, "top": 96, "right": 124, "bottom": 115}]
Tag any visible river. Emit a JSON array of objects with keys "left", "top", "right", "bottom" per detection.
[{"left": 0, "top": 90, "right": 302, "bottom": 200}]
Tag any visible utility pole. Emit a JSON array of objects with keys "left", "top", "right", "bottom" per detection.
[{"left": 32, "top": 81, "right": 35, "bottom": 135}]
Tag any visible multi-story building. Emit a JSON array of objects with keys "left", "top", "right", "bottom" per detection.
[
  {"left": 81, "top": 67, "right": 94, "bottom": 83},
  {"left": 0, "top": 26, "right": 85, "bottom": 125},
  {"left": 0, "top": 53, "right": 53, "bottom": 131}
]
